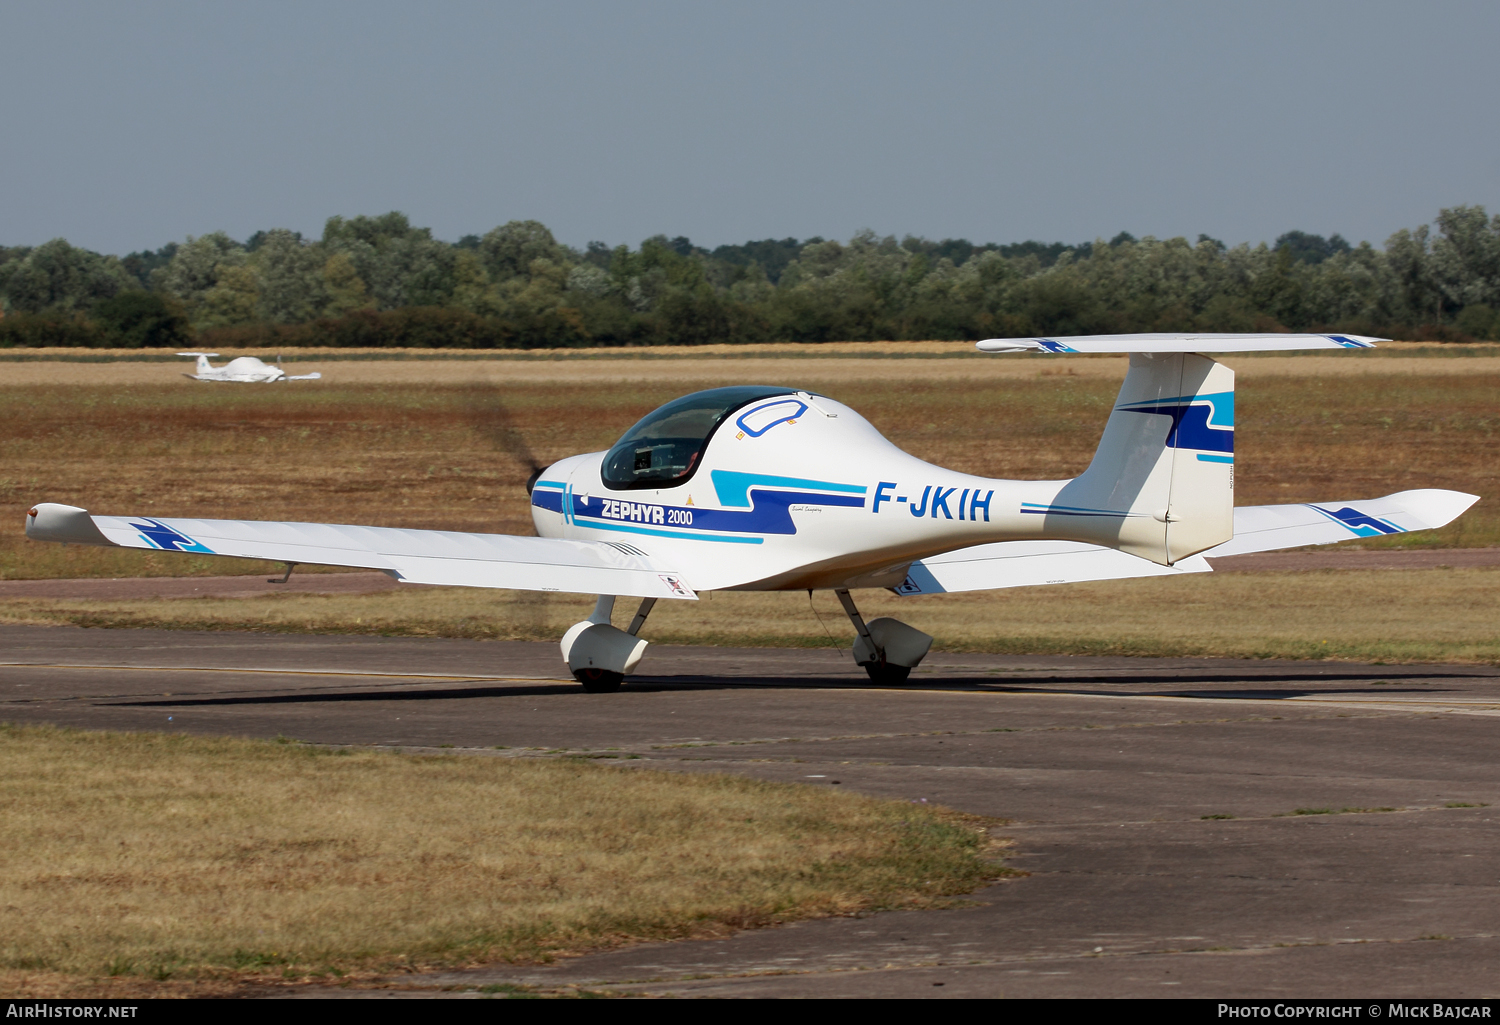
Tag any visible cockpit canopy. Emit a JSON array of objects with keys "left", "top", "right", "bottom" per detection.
[{"left": 601, "top": 385, "right": 796, "bottom": 490}]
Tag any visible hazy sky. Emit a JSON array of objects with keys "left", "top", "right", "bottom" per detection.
[{"left": 4, "top": 0, "right": 1497, "bottom": 255}]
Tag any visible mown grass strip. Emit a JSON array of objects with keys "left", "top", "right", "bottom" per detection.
[
  {"left": 2, "top": 566, "right": 1497, "bottom": 665},
  {"left": 0, "top": 725, "right": 1002, "bottom": 994}
]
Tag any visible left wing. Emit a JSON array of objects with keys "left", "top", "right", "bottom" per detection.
[
  {"left": 976, "top": 332, "right": 1382, "bottom": 354},
  {"left": 1206, "top": 489, "right": 1477, "bottom": 557},
  {"left": 24, "top": 504, "right": 696, "bottom": 600},
  {"left": 894, "top": 489, "right": 1478, "bottom": 595}
]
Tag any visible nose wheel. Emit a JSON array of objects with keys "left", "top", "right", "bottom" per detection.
[
  {"left": 863, "top": 660, "right": 911, "bottom": 685},
  {"left": 561, "top": 596, "right": 657, "bottom": 693}
]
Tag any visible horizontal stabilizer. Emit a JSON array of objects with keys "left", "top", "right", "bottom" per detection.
[
  {"left": 24, "top": 504, "right": 696, "bottom": 600},
  {"left": 893, "top": 489, "right": 1477, "bottom": 595},
  {"left": 894, "top": 540, "right": 1211, "bottom": 595},
  {"left": 1208, "top": 489, "right": 1479, "bottom": 556},
  {"left": 977, "top": 333, "right": 1382, "bottom": 354}
]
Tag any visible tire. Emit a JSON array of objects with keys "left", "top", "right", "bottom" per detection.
[
  {"left": 573, "top": 667, "right": 624, "bottom": 693},
  {"left": 863, "top": 661, "right": 911, "bottom": 685}
]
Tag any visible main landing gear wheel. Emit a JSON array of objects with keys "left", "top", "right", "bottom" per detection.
[
  {"left": 863, "top": 661, "right": 911, "bottom": 685},
  {"left": 572, "top": 667, "right": 624, "bottom": 693},
  {"left": 834, "top": 589, "right": 929, "bottom": 686}
]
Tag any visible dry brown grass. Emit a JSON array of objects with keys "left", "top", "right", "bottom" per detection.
[
  {"left": 8, "top": 352, "right": 1500, "bottom": 389},
  {"left": 6, "top": 363, "right": 1494, "bottom": 581},
  {"left": 0, "top": 725, "right": 998, "bottom": 992},
  {"left": 3, "top": 565, "right": 1496, "bottom": 664}
]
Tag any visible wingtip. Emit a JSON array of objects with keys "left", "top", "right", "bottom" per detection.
[
  {"left": 1371, "top": 489, "right": 1479, "bottom": 530},
  {"left": 25, "top": 503, "right": 114, "bottom": 546},
  {"left": 1409, "top": 489, "right": 1481, "bottom": 527},
  {"left": 975, "top": 338, "right": 1043, "bottom": 353}
]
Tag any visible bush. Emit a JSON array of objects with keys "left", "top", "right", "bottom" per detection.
[
  {"left": 313, "top": 308, "right": 520, "bottom": 348},
  {"left": 0, "top": 311, "right": 108, "bottom": 348},
  {"left": 92, "top": 291, "right": 193, "bottom": 348},
  {"left": 195, "top": 308, "right": 522, "bottom": 349},
  {"left": 1455, "top": 304, "right": 1498, "bottom": 341}
]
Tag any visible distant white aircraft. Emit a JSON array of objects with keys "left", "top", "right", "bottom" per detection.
[
  {"left": 178, "top": 353, "right": 322, "bottom": 383},
  {"left": 31, "top": 334, "right": 1478, "bottom": 692}
]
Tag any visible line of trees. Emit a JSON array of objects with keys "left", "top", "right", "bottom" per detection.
[{"left": 2, "top": 207, "right": 1498, "bottom": 348}]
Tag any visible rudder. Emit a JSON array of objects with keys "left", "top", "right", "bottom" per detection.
[{"left": 1045, "top": 352, "right": 1234, "bottom": 564}]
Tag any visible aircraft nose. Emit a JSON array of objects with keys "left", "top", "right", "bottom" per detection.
[{"left": 525, "top": 467, "right": 543, "bottom": 495}]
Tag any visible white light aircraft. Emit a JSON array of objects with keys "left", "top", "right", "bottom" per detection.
[
  {"left": 30, "top": 334, "right": 1477, "bottom": 692},
  {"left": 178, "top": 352, "right": 322, "bottom": 383}
]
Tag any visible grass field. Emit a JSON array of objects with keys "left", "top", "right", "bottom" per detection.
[
  {"left": 1, "top": 354, "right": 1495, "bottom": 660},
  {"left": 2, "top": 360, "right": 1495, "bottom": 574},
  {"left": 0, "top": 725, "right": 1000, "bottom": 995}
]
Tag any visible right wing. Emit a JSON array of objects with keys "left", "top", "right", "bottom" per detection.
[
  {"left": 24, "top": 504, "right": 696, "bottom": 600},
  {"left": 895, "top": 541, "right": 1211, "bottom": 595},
  {"left": 894, "top": 489, "right": 1478, "bottom": 595}
]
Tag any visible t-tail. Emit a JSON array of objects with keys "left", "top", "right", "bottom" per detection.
[
  {"left": 1044, "top": 352, "right": 1234, "bottom": 565},
  {"left": 176, "top": 352, "right": 219, "bottom": 376}
]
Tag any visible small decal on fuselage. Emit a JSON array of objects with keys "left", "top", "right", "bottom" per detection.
[{"left": 659, "top": 574, "right": 694, "bottom": 596}]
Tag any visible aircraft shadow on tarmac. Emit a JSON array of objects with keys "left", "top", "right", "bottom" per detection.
[{"left": 108, "top": 669, "right": 1492, "bottom": 709}]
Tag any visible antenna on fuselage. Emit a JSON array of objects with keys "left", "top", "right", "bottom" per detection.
[{"left": 796, "top": 391, "right": 838, "bottom": 417}]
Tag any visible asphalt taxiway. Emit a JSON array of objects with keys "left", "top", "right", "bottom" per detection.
[{"left": 1, "top": 623, "right": 1496, "bottom": 998}]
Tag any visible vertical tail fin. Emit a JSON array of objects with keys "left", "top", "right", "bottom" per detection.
[
  {"left": 176, "top": 352, "right": 219, "bottom": 376},
  {"left": 1047, "top": 352, "right": 1234, "bottom": 565}
]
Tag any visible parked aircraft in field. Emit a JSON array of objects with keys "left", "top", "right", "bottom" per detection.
[
  {"left": 31, "top": 334, "right": 1476, "bottom": 691},
  {"left": 178, "top": 352, "right": 322, "bottom": 383}
]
